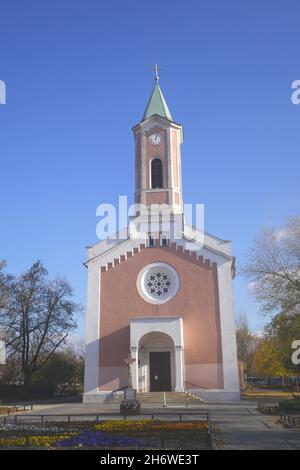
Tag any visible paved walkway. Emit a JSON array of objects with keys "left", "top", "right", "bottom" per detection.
[
  {"left": 1, "top": 400, "right": 300, "bottom": 450},
  {"left": 205, "top": 402, "right": 300, "bottom": 450}
]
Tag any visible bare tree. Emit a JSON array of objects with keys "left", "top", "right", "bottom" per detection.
[
  {"left": 0, "top": 261, "right": 80, "bottom": 385},
  {"left": 241, "top": 216, "right": 300, "bottom": 317},
  {"left": 0, "top": 260, "right": 9, "bottom": 313}
]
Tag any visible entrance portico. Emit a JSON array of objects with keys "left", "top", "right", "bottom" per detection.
[{"left": 130, "top": 316, "right": 184, "bottom": 392}]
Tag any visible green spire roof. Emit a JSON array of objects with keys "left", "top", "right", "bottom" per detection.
[{"left": 142, "top": 83, "right": 173, "bottom": 121}]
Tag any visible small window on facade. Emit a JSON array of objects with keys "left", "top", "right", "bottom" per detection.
[
  {"left": 161, "top": 236, "right": 170, "bottom": 247},
  {"left": 148, "top": 235, "right": 155, "bottom": 247},
  {"left": 151, "top": 158, "right": 163, "bottom": 189}
]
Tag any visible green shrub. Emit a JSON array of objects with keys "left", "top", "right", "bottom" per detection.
[{"left": 279, "top": 399, "right": 300, "bottom": 413}]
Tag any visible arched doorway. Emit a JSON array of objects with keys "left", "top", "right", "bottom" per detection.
[{"left": 138, "top": 332, "right": 175, "bottom": 392}]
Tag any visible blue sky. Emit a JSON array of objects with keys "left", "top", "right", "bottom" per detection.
[{"left": 0, "top": 0, "right": 299, "bottom": 337}]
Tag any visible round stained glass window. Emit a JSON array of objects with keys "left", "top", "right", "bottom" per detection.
[{"left": 137, "top": 262, "right": 180, "bottom": 304}]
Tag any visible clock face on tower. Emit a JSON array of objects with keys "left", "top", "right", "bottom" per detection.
[{"left": 149, "top": 133, "right": 163, "bottom": 145}]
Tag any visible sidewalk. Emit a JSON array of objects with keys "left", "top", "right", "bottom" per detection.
[{"left": 207, "top": 403, "right": 300, "bottom": 450}]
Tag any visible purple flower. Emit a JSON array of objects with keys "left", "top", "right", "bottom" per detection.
[{"left": 55, "top": 430, "right": 157, "bottom": 448}]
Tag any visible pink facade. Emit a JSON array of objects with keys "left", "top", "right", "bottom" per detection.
[
  {"left": 146, "top": 191, "right": 169, "bottom": 205},
  {"left": 98, "top": 244, "right": 223, "bottom": 391}
]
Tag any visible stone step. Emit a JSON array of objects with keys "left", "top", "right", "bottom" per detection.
[
  {"left": 112, "top": 391, "right": 205, "bottom": 405},
  {"left": 138, "top": 392, "right": 205, "bottom": 404}
]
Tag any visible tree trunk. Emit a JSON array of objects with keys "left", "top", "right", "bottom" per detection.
[
  {"left": 23, "top": 370, "right": 32, "bottom": 387},
  {"left": 238, "top": 361, "right": 245, "bottom": 390}
]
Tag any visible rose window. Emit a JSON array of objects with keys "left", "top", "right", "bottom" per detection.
[
  {"left": 137, "top": 262, "right": 180, "bottom": 304},
  {"left": 145, "top": 270, "right": 172, "bottom": 298}
]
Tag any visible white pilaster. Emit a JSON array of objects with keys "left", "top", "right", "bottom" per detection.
[
  {"left": 217, "top": 261, "right": 240, "bottom": 396},
  {"left": 130, "top": 346, "right": 139, "bottom": 390},
  {"left": 83, "top": 264, "right": 100, "bottom": 399},
  {"left": 141, "top": 132, "right": 146, "bottom": 204},
  {"left": 174, "top": 345, "right": 184, "bottom": 392}
]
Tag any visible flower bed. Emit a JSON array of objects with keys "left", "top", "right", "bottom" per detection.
[
  {"left": 0, "top": 433, "right": 77, "bottom": 448},
  {"left": 0, "top": 420, "right": 210, "bottom": 449},
  {"left": 94, "top": 419, "right": 208, "bottom": 431},
  {"left": 55, "top": 430, "right": 156, "bottom": 449}
]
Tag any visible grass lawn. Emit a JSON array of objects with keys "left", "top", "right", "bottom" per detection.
[{"left": 0, "top": 419, "right": 210, "bottom": 450}]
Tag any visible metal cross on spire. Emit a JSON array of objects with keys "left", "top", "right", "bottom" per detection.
[{"left": 151, "top": 63, "right": 162, "bottom": 83}]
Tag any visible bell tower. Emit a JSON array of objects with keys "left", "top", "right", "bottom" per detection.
[{"left": 132, "top": 65, "right": 184, "bottom": 215}]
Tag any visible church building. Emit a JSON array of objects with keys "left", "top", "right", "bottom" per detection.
[{"left": 83, "top": 69, "right": 240, "bottom": 401}]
